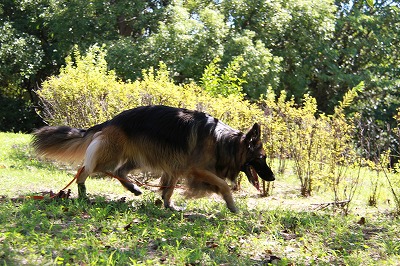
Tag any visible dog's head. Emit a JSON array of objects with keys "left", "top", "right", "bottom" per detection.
[{"left": 241, "top": 123, "right": 275, "bottom": 190}]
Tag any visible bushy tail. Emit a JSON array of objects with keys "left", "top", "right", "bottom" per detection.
[{"left": 32, "top": 125, "right": 100, "bottom": 164}]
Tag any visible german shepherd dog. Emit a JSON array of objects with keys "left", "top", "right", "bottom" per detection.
[{"left": 32, "top": 105, "right": 275, "bottom": 212}]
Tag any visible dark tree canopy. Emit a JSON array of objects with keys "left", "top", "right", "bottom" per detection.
[{"left": 0, "top": 0, "right": 399, "bottom": 131}]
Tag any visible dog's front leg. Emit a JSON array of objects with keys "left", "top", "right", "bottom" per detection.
[
  {"left": 191, "top": 169, "right": 238, "bottom": 213},
  {"left": 114, "top": 162, "right": 142, "bottom": 196},
  {"left": 160, "top": 173, "right": 181, "bottom": 211}
]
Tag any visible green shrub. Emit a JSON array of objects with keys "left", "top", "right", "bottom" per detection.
[
  {"left": 262, "top": 85, "right": 362, "bottom": 202},
  {"left": 38, "top": 45, "right": 128, "bottom": 128},
  {"left": 37, "top": 45, "right": 264, "bottom": 133}
]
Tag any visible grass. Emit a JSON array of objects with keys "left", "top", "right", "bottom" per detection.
[{"left": 0, "top": 132, "right": 399, "bottom": 265}]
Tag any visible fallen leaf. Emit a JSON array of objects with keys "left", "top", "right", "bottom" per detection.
[
  {"left": 124, "top": 222, "right": 133, "bottom": 231},
  {"left": 357, "top": 217, "right": 366, "bottom": 225},
  {"left": 206, "top": 240, "right": 219, "bottom": 248}
]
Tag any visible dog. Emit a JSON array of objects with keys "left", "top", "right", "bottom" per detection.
[{"left": 32, "top": 105, "right": 275, "bottom": 212}]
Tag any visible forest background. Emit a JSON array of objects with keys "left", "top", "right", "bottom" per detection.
[{"left": 1, "top": 0, "right": 399, "bottom": 131}]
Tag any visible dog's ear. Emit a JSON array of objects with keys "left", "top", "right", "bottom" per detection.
[{"left": 243, "top": 123, "right": 261, "bottom": 148}]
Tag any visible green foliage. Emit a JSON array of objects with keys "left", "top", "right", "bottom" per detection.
[
  {"left": 221, "top": 30, "right": 282, "bottom": 99},
  {"left": 0, "top": 22, "right": 43, "bottom": 88},
  {"left": 200, "top": 56, "right": 246, "bottom": 98},
  {"left": 324, "top": 1, "right": 400, "bottom": 120},
  {"left": 262, "top": 83, "right": 364, "bottom": 203},
  {"left": 366, "top": 0, "right": 374, "bottom": 7},
  {"left": 319, "top": 84, "right": 364, "bottom": 210},
  {"left": 38, "top": 45, "right": 127, "bottom": 128},
  {"left": 126, "top": 1, "right": 228, "bottom": 83},
  {"left": 2, "top": 0, "right": 400, "bottom": 135},
  {"left": 37, "top": 46, "right": 263, "bottom": 132},
  {"left": 262, "top": 91, "right": 317, "bottom": 195}
]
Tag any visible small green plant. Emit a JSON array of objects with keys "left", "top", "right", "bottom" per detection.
[
  {"left": 263, "top": 91, "right": 322, "bottom": 196},
  {"left": 379, "top": 150, "right": 400, "bottom": 214},
  {"left": 320, "top": 84, "right": 363, "bottom": 213},
  {"left": 200, "top": 56, "right": 246, "bottom": 98},
  {"left": 262, "top": 89, "right": 291, "bottom": 175}
]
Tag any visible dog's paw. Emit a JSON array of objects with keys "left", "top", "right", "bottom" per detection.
[
  {"left": 133, "top": 189, "right": 142, "bottom": 196},
  {"left": 127, "top": 184, "right": 142, "bottom": 196},
  {"left": 165, "top": 203, "right": 186, "bottom": 212},
  {"left": 228, "top": 205, "right": 238, "bottom": 213}
]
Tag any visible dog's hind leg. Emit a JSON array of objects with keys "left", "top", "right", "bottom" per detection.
[
  {"left": 76, "top": 134, "right": 110, "bottom": 198},
  {"left": 191, "top": 169, "right": 238, "bottom": 213},
  {"left": 75, "top": 166, "right": 91, "bottom": 198},
  {"left": 76, "top": 130, "right": 143, "bottom": 198},
  {"left": 160, "top": 173, "right": 180, "bottom": 210},
  {"left": 114, "top": 161, "right": 142, "bottom": 196}
]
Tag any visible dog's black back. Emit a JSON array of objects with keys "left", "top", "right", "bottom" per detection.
[{"left": 104, "top": 105, "right": 241, "bottom": 156}]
